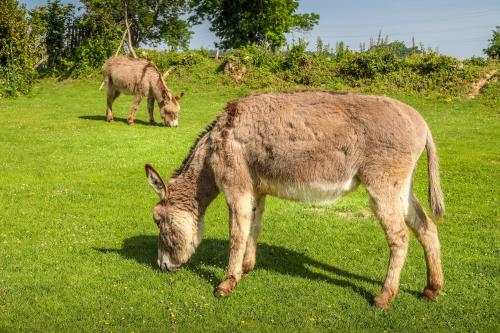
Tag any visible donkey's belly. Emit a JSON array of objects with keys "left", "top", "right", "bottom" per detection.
[
  {"left": 116, "top": 87, "right": 136, "bottom": 95},
  {"left": 259, "top": 177, "right": 359, "bottom": 204}
]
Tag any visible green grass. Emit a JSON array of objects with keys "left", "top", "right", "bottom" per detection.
[{"left": 0, "top": 76, "right": 498, "bottom": 332}]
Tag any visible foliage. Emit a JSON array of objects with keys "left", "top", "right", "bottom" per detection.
[
  {"left": 70, "top": 11, "right": 122, "bottom": 77},
  {"left": 28, "top": 1, "right": 122, "bottom": 78},
  {"left": 216, "top": 39, "right": 493, "bottom": 96},
  {"left": 0, "top": 0, "right": 37, "bottom": 97},
  {"left": 337, "top": 50, "right": 403, "bottom": 82},
  {"left": 369, "top": 40, "right": 417, "bottom": 57},
  {"left": 81, "top": 0, "right": 192, "bottom": 50},
  {"left": 44, "top": 0, "right": 75, "bottom": 72},
  {"left": 191, "top": 0, "right": 319, "bottom": 50},
  {"left": 141, "top": 49, "right": 209, "bottom": 68},
  {"left": 483, "top": 26, "right": 500, "bottom": 59},
  {"left": 463, "top": 56, "right": 489, "bottom": 67},
  {"left": 27, "top": 6, "right": 47, "bottom": 68}
]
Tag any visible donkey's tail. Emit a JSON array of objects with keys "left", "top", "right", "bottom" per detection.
[
  {"left": 426, "top": 129, "right": 445, "bottom": 218},
  {"left": 100, "top": 63, "right": 111, "bottom": 91}
]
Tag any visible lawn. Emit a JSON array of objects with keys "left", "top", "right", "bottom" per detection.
[{"left": 0, "top": 75, "right": 498, "bottom": 332}]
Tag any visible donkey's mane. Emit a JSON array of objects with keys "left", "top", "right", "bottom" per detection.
[{"left": 172, "top": 119, "right": 217, "bottom": 177}]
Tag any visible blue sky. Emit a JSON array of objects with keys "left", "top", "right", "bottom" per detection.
[{"left": 22, "top": 0, "right": 500, "bottom": 59}]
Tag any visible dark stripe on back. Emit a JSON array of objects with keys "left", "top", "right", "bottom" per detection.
[{"left": 172, "top": 119, "right": 218, "bottom": 177}]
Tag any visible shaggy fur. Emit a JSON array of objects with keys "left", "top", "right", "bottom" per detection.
[
  {"left": 102, "top": 56, "right": 183, "bottom": 126},
  {"left": 146, "top": 91, "right": 445, "bottom": 309}
]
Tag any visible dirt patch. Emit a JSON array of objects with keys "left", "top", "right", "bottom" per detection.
[
  {"left": 223, "top": 56, "right": 248, "bottom": 82},
  {"left": 336, "top": 209, "right": 372, "bottom": 219},
  {"left": 467, "top": 69, "right": 498, "bottom": 99}
]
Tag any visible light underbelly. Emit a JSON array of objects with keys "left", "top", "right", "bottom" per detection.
[
  {"left": 116, "top": 87, "right": 136, "bottom": 95},
  {"left": 259, "top": 177, "right": 360, "bottom": 204}
]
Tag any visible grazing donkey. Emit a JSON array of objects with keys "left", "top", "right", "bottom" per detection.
[
  {"left": 102, "top": 56, "right": 184, "bottom": 127},
  {"left": 145, "top": 91, "right": 445, "bottom": 309}
]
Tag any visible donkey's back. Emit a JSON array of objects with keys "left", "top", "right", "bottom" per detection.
[
  {"left": 216, "top": 91, "right": 430, "bottom": 190},
  {"left": 102, "top": 56, "right": 158, "bottom": 95}
]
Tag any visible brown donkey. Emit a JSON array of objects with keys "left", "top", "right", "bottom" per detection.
[
  {"left": 145, "top": 91, "right": 445, "bottom": 309},
  {"left": 102, "top": 56, "right": 184, "bottom": 127}
]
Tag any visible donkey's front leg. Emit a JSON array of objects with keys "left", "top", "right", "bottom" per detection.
[
  {"left": 127, "top": 95, "right": 143, "bottom": 125},
  {"left": 147, "top": 96, "right": 156, "bottom": 124},
  {"left": 215, "top": 193, "right": 254, "bottom": 297},
  {"left": 242, "top": 196, "right": 265, "bottom": 275}
]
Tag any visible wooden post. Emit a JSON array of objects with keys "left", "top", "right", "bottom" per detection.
[
  {"left": 115, "top": 27, "right": 128, "bottom": 56},
  {"left": 124, "top": 3, "right": 137, "bottom": 58},
  {"left": 99, "top": 2, "right": 138, "bottom": 91}
]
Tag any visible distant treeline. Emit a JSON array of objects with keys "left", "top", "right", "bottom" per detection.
[{"left": 0, "top": 0, "right": 498, "bottom": 97}]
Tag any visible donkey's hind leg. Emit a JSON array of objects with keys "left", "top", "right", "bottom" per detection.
[
  {"left": 147, "top": 96, "right": 155, "bottom": 124},
  {"left": 127, "top": 95, "right": 143, "bottom": 125},
  {"left": 404, "top": 188, "right": 443, "bottom": 301},
  {"left": 106, "top": 90, "right": 120, "bottom": 122},
  {"left": 366, "top": 183, "right": 410, "bottom": 309}
]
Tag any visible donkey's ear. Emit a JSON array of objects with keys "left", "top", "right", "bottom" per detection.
[
  {"left": 145, "top": 164, "right": 167, "bottom": 200},
  {"left": 175, "top": 92, "right": 184, "bottom": 101}
]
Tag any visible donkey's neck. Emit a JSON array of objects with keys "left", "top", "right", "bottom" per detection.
[
  {"left": 168, "top": 133, "right": 219, "bottom": 218},
  {"left": 152, "top": 77, "right": 169, "bottom": 104}
]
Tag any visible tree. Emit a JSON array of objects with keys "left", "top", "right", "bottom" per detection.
[
  {"left": 70, "top": 9, "right": 123, "bottom": 76},
  {"left": 369, "top": 40, "right": 415, "bottom": 57},
  {"left": 0, "top": 0, "right": 37, "bottom": 96},
  {"left": 81, "top": 0, "right": 192, "bottom": 50},
  {"left": 28, "top": 6, "right": 48, "bottom": 67},
  {"left": 44, "top": 0, "right": 75, "bottom": 69},
  {"left": 191, "top": 0, "right": 319, "bottom": 50},
  {"left": 483, "top": 26, "right": 500, "bottom": 59}
]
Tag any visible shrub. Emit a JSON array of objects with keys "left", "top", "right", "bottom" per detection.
[
  {"left": 336, "top": 49, "right": 402, "bottom": 84},
  {"left": 69, "top": 11, "right": 122, "bottom": 77},
  {"left": 148, "top": 50, "right": 208, "bottom": 67},
  {"left": 463, "top": 56, "right": 489, "bottom": 66},
  {"left": 0, "top": 0, "right": 37, "bottom": 97}
]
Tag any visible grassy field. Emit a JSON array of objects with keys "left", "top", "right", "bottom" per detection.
[{"left": 0, "top": 75, "right": 499, "bottom": 332}]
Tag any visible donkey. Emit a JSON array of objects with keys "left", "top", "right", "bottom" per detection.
[
  {"left": 145, "top": 91, "right": 445, "bottom": 309},
  {"left": 102, "top": 56, "right": 184, "bottom": 127}
]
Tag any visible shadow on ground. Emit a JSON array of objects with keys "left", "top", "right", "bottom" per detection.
[
  {"left": 94, "top": 236, "right": 422, "bottom": 303},
  {"left": 79, "top": 115, "right": 164, "bottom": 126}
]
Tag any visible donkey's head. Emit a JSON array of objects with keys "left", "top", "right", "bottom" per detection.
[
  {"left": 145, "top": 164, "right": 202, "bottom": 271},
  {"left": 159, "top": 91, "right": 184, "bottom": 127},
  {"left": 158, "top": 67, "right": 184, "bottom": 127}
]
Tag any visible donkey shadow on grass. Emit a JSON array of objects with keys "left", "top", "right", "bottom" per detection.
[
  {"left": 79, "top": 115, "right": 164, "bottom": 126},
  {"left": 94, "top": 236, "right": 421, "bottom": 304}
]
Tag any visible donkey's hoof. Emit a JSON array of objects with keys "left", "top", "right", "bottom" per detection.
[
  {"left": 149, "top": 120, "right": 156, "bottom": 125},
  {"left": 107, "top": 118, "right": 114, "bottom": 123},
  {"left": 242, "top": 261, "right": 255, "bottom": 275},
  {"left": 422, "top": 288, "right": 439, "bottom": 301},
  {"left": 127, "top": 119, "right": 134, "bottom": 125},
  {"left": 373, "top": 295, "right": 390, "bottom": 309},
  {"left": 214, "top": 286, "right": 232, "bottom": 298}
]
